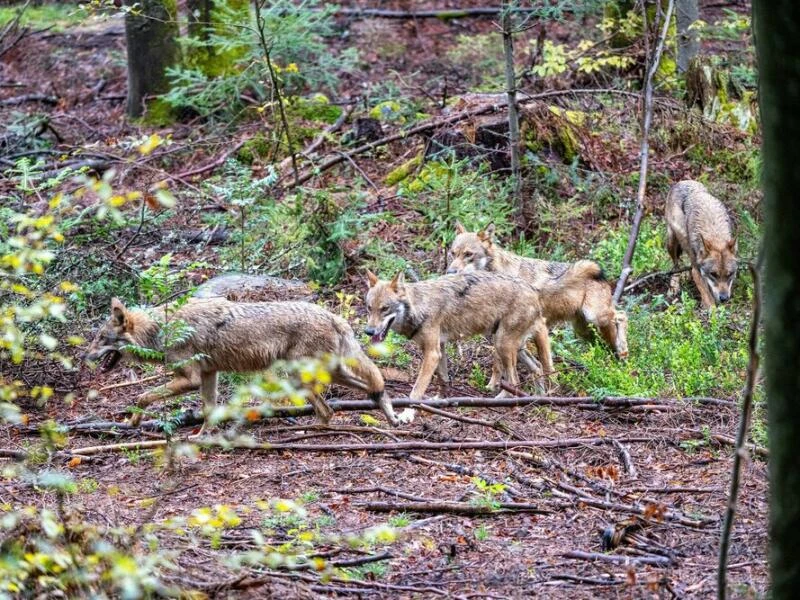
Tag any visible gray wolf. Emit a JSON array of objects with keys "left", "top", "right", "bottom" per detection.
[
  {"left": 86, "top": 297, "right": 404, "bottom": 432},
  {"left": 446, "top": 223, "right": 628, "bottom": 358},
  {"left": 665, "top": 180, "right": 738, "bottom": 308},
  {"left": 364, "top": 270, "right": 554, "bottom": 400}
]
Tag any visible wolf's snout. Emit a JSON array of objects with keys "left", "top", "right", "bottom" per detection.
[
  {"left": 446, "top": 267, "right": 457, "bottom": 275},
  {"left": 364, "top": 326, "right": 377, "bottom": 336},
  {"left": 718, "top": 292, "right": 730, "bottom": 303}
]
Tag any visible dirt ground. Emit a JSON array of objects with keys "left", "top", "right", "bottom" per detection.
[{"left": 0, "top": 1, "right": 768, "bottom": 598}]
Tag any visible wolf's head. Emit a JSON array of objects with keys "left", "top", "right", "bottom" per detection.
[
  {"left": 446, "top": 222, "right": 495, "bottom": 274},
  {"left": 364, "top": 271, "right": 409, "bottom": 343},
  {"left": 85, "top": 298, "right": 149, "bottom": 370},
  {"left": 697, "top": 236, "right": 738, "bottom": 304}
]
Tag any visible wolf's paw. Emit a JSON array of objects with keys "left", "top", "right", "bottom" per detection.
[
  {"left": 395, "top": 409, "right": 416, "bottom": 424},
  {"left": 127, "top": 412, "right": 143, "bottom": 428}
]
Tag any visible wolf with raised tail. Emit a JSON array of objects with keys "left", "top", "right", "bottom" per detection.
[
  {"left": 364, "top": 270, "right": 554, "bottom": 400},
  {"left": 665, "top": 180, "right": 738, "bottom": 308},
  {"left": 446, "top": 223, "right": 628, "bottom": 358},
  {"left": 86, "top": 297, "right": 406, "bottom": 432}
]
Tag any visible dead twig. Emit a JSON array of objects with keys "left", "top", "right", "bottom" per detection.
[
  {"left": 612, "top": 0, "right": 676, "bottom": 303},
  {"left": 412, "top": 403, "right": 521, "bottom": 439},
  {"left": 173, "top": 140, "right": 246, "bottom": 181},
  {"left": 612, "top": 439, "right": 638, "bottom": 479},
  {"left": 96, "top": 374, "right": 165, "bottom": 392},
  {"left": 718, "top": 261, "right": 762, "bottom": 600},
  {"left": 624, "top": 266, "right": 691, "bottom": 292}
]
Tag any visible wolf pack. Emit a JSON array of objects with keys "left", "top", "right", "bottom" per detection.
[{"left": 86, "top": 179, "right": 739, "bottom": 433}]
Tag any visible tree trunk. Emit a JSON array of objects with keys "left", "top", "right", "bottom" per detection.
[
  {"left": 754, "top": 1, "right": 800, "bottom": 597},
  {"left": 187, "top": 0, "right": 212, "bottom": 40},
  {"left": 124, "top": 0, "right": 179, "bottom": 118},
  {"left": 676, "top": 0, "right": 699, "bottom": 72},
  {"left": 502, "top": 6, "right": 522, "bottom": 222}
]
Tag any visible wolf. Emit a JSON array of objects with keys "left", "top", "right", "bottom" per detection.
[
  {"left": 446, "top": 223, "right": 628, "bottom": 358},
  {"left": 665, "top": 180, "right": 738, "bottom": 308},
  {"left": 86, "top": 297, "right": 406, "bottom": 432},
  {"left": 364, "top": 270, "right": 554, "bottom": 400}
]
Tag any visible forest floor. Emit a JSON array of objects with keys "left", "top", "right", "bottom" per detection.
[{"left": 0, "top": 1, "right": 768, "bottom": 598}]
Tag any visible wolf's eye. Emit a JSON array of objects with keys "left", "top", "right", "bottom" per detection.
[
  {"left": 380, "top": 305, "right": 392, "bottom": 315},
  {"left": 709, "top": 271, "right": 719, "bottom": 279},
  {"left": 464, "top": 252, "right": 473, "bottom": 260}
]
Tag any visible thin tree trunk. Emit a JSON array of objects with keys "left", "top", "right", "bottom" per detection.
[
  {"left": 753, "top": 2, "right": 800, "bottom": 597},
  {"left": 676, "top": 0, "right": 699, "bottom": 72},
  {"left": 611, "top": 0, "right": 675, "bottom": 304},
  {"left": 124, "top": 0, "right": 179, "bottom": 119},
  {"left": 502, "top": 4, "right": 523, "bottom": 219}
]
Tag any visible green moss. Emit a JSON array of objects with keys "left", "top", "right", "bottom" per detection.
[
  {"left": 289, "top": 95, "right": 342, "bottom": 124},
  {"left": 237, "top": 133, "right": 271, "bottom": 164},
  {"left": 140, "top": 98, "right": 176, "bottom": 126},
  {"left": 184, "top": 0, "right": 248, "bottom": 76},
  {"left": 369, "top": 100, "right": 406, "bottom": 123},
  {"left": 547, "top": 106, "right": 585, "bottom": 163},
  {"left": 384, "top": 155, "right": 422, "bottom": 186}
]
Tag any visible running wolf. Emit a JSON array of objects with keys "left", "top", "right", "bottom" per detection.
[
  {"left": 665, "top": 180, "right": 738, "bottom": 308},
  {"left": 446, "top": 223, "right": 628, "bottom": 358},
  {"left": 86, "top": 297, "right": 405, "bottom": 432},
  {"left": 364, "top": 270, "right": 554, "bottom": 400}
]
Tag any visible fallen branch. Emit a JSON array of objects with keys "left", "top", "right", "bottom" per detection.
[
  {"left": 330, "top": 7, "right": 558, "bottom": 19},
  {"left": 612, "top": 439, "right": 638, "bottom": 479},
  {"left": 359, "top": 500, "right": 552, "bottom": 515},
  {"left": 13, "top": 394, "right": 735, "bottom": 435},
  {"left": 624, "top": 266, "right": 691, "bottom": 293},
  {"left": 718, "top": 261, "right": 762, "bottom": 600},
  {"left": 412, "top": 403, "right": 521, "bottom": 438},
  {"left": 173, "top": 139, "right": 246, "bottom": 180},
  {"left": 565, "top": 550, "right": 673, "bottom": 567},
  {"left": 0, "top": 93, "right": 58, "bottom": 106},
  {"left": 71, "top": 440, "right": 168, "bottom": 456},
  {"left": 612, "top": 0, "right": 676, "bottom": 304}
]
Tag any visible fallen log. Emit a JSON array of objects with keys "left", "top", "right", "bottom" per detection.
[
  {"left": 565, "top": 550, "right": 673, "bottom": 567},
  {"left": 12, "top": 394, "right": 736, "bottom": 436}
]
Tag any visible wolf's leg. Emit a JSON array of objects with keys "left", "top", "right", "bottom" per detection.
[
  {"left": 409, "top": 334, "right": 442, "bottom": 401},
  {"left": 530, "top": 318, "right": 555, "bottom": 394},
  {"left": 436, "top": 341, "right": 450, "bottom": 385},
  {"left": 493, "top": 334, "right": 520, "bottom": 398},
  {"left": 308, "top": 392, "right": 334, "bottom": 424},
  {"left": 130, "top": 371, "right": 201, "bottom": 426},
  {"left": 336, "top": 352, "right": 403, "bottom": 425},
  {"left": 195, "top": 371, "right": 218, "bottom": 436},
  {"left": 667, "top": 228, "right": 683, "bottom": 297},
  {"left": 517, "top": 347, "right": 542, "bottom": 376},
  {"left": 666, "top": 226, "right": 682, "bottom": 266},
  {"left": 691, "top": 266, "right": 716, "bottom": 308}
]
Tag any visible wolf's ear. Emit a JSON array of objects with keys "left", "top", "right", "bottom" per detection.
[
  {"left": 110, "top": 297, "right": 127, "bottom": 327},
  {"left": 454, "top": 221, "right": 467, "bottom": 235},
  {"left": 728, "top": 238, "right": 738, "bottom": 254},
  {"left": 477, "top": 223, "right": 495, "bottom": 245},
  {"left": 389, "top": 271, "right": 405, "bottom": 291},
  {"left": 699, "top": 235, "right": 713, "bottom": 255},
  {"left": 365, "top": 269, "right": 379, "bottom": 288}
]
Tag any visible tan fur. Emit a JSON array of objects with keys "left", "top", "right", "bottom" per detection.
[
  {"left": 665, "top": 180, "right": 738, "bottom": 308},
  {"left": 447, "top": 223, "right": 628, "bottom": 358},
  {"left": 86, "top": 297, "right": 402, "bottom": 432},
  {"left": 364, "top": 270, "right": 554, "bottom": 400}
]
